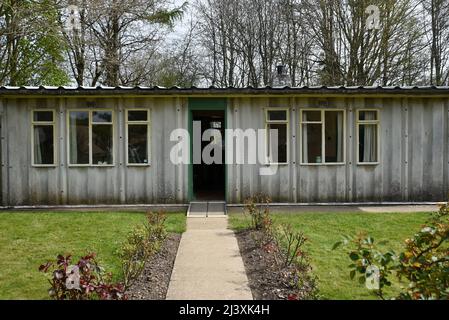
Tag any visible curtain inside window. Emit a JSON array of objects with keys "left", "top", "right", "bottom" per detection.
[
  {"left": 69, "top": 111, "right": 89, "bottom": 164},
  {"left": 34, "top": 126, "right": 42, "bottom": 164},
  {"left": 362, "top": 112, "right": 377, "bottom": 162},
  {"left": 302, "top": 123, "right": 308, "bottom": 163},
  {"left": 336, "top": 112, "right": 343, "bottom": 162},
  {"left": 33, "top": 125, "right": 54, "bottom": 165},
  {"left": 359, "top": 112, "right": 378, "bottom": 163}
]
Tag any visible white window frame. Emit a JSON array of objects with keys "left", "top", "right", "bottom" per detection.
[
  {"left": 265, "top": 108, "right": 290, "bottom": 165},
  {"left": 356, "top": 109, "right": 380, "bottom": 165},
  {"left": 67, "top": 109, "right": 115, "bottom": 167},
  {"left": 125, "top": 109, "right": 151, "bottom": 167},
  {"left": 31, "top": 109, "right": 57, "bottom": 167},
  {"left": 300, "top": 109, "right": 346, "bottom": 166}
]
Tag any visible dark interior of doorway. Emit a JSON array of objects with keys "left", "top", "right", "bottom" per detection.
[{"left": 192, "top": 110, "right": 225, "bottom": 201}]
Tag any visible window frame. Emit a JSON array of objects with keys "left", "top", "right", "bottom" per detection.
[
  {"left": 299, "top": 109, "right": 347, "bottom": 166},
  {"left": 31, "top": 109, "right": 57, "bottom": 167},
  {"left": 125, "top": 109, "right": 151, "bottom": 167},
  {"left": 356, "top": 109, "right": 380, "bottom": 166},
  {"left": 265, "top": 108, "right": 290, "bottom": 165},
  {"left": 66, "top": 109, "right": 115, "bottom": 168}
]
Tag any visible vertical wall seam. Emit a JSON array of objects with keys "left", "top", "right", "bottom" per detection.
[
  {"left": 444, "top": 98, "right": 449, "bottom": 198},
  {"left": 59, "top": 97, "right": 68, "bottom": 204},
  {"left": 118, "top": 97, "right": 126, "bottom": 204},
  {"left": 291, "top": 97, "right": 298, "bottom": 203},
  {"left": 0, "top": 98, "right": 4, "bottom": 205},
  {"left": 403, "top": 98, "right": 409, "bottom": 201},
  {"left": 347, "top": 98, "right": 354, "bottom": 202}
]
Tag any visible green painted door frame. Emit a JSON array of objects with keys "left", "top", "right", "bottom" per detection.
[{"left": 188, "top": 98, "right": 228, "bottom": 202}]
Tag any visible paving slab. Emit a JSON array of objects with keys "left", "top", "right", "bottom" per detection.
[{"left": 166, "top": 217, "right": 253, "bottom": 300}]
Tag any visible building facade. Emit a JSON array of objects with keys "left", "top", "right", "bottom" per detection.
[{"left": 0, "top": 86, "right": 448, "bottom": 206}]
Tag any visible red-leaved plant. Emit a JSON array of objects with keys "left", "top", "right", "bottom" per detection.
[{"left": 39, "top": 253, "right": 126, "bottom": 300}]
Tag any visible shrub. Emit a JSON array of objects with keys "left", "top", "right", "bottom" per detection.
[
  {"left": 275, "top": 223, "right": 309, "bottom": 268},
  {"left": 39, "top": 253, "right": 125, "bottom": 300},
  {"left": 119, "top": 210, "right": 168, "bottom": 290},
  {"left": 243, "top": 196, "right": 319, "bottom": 300},
  {"left": 244, "top": 194, "right": 273, "bottom": 232},
  {"left": 273, "top": 224, "right": 319, "bottom": 300},
  {"left": 334, "top": 203, "right": 449, "bottom": 300}
]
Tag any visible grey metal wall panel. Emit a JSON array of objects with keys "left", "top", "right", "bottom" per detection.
[
  {"left": 226, "top": 96, "right": 449, "bottom": 203},
  {"left": 1, "top": 96, "right": 189, "bottom": 205},
  {"left": 1, "top": 94, "right": 448, "bottom": 205}
]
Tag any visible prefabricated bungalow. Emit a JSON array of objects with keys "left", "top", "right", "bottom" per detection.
[{"left": 0, "top": 86, "right": 448, "bottom": 207}]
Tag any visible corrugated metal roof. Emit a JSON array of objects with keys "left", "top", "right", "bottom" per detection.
[{"left": 1, "top": 85, "right": 449, "bottom": 96}]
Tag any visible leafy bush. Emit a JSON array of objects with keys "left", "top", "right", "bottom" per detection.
[
  {"left": 119, "top": 210, "right": 168, "bottom": 290},
  {"left": 334, "top": 203, "right": 449, "bottom": 300},
  {"left": 244, "top": 194, "right": 272, "bottom": 232},
  {"left": 39, "top": 253, "right": 125, "bottom": 300},
  {"left": 243, "top": 196, "right": 319, "bottom": 300},
  {"left": 275, "top": 224, "right": 309, "bottom": 268}
]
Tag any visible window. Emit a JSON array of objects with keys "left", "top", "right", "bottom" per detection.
[
  {"left": 300, "top": 110, "right": 345, "bottom": 164},
  {"left": 265, "top": 109, "right": 288, "bottom": 164},
  {"left": 32, "top": 110, "right": 56, "bottom": 166},
  {"left": 68, "top": 110, "right": 114, "bottom": 166},
  {"left": 126, "top": 109, "right": 150, "bottom": 165},
  {"left": 357, "top": 110, "right": 379, "bottom": 164}
]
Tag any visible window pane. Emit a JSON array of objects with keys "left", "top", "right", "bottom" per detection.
[
  {"left": 359, "top": 124, "right": 378, "bottom": 162},
  {"left": 33, "top": 125, "right": 54, "bottom": 164},
  {"left": 302, "top": 124, "right": 322, "bottom": 163},
  {"left": 268, "top": 110, "right": 287, "bottom": 121},
  {"left": 69, "top": 111, "right": 89, "bottom": 164},
  {"left": 303, "top": 111, "right": 321, "bottom": 122},
  {"left": 92, "top": 111, "right": 112, "bottom": 123},
  {"left": 268, "top": 123, "right": 287, "bottom": 163},
  {"left": 128, "top": 125, "right": 148, "bottom": 164},
  {"left": 359, "top": 111, "right": 377, "bottom": 121},
  {"left": 325, "top": 111, "right": 344, "bottom": 163},
  {"left": 128, "top": 110, "right": 148, "bottom": 122},
  {"left": 33, "top": 111, "right": 53, "bottom": 122},
  {"left": 92, "top": 124, "right": 113, "bottom": 165}
]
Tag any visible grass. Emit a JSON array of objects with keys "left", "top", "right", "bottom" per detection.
[
  {"left": 0, "top": 211, "right": 186, "bottom": 300},
  {"left": 229, "top": 211, "right": 431, "bottom": 300}
]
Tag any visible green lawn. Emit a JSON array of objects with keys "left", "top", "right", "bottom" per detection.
[
  {"left": 0, "top": 211, "right": 186, "bottom": 300},
  {"left": 229, "top": 211, "right": 431, "bottom": 300}
]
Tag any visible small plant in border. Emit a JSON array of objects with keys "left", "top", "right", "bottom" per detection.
[
  {"left": 333, "top": 202, "right": 449, "bottom": 300},
  {"left": 119, "top": 210, "right": 168, "bottom": 290},
  {"left": 39, "top": 253, "right": 125, "bottom": 300}
]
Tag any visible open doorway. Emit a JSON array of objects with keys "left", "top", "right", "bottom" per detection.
[{"left": 192, "top": 110, "right": 225, "bottom": 201}]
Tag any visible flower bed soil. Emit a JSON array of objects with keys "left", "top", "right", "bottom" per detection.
[
  {"left": 127, "top": 233, "right": 181, "bottom": 300},
  {"left": 235, "top": 229, "right": 299, "bottom": 300}
]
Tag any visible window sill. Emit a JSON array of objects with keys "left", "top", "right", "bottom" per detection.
[
  {"left": 357, "top": 162, "right": 380, "bottom": 166},
  {"left": 300, "top": 163, "right": 346, "bottom": 166},
  {"left": 68, "top": 165, "right": 115, "bottom": 168},
  {"left": 263, "top": 163, "right": 289, "bottom": 166},
  {"left": 127, "top": 164, "right": 151, "bottom": 167},
  {"left": 32, "top": 164, "right": 57, "bottom": 168}
]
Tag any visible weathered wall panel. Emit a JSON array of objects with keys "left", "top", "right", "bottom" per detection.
[
  {"left": 228, "top": 96, "right": 449, "bottom": 203},
  {"left": 2, "top": 96, "right": 189, "bottom": 205},
  {"left": 1, "top": 94, "right": 448, "bottom": 205}
]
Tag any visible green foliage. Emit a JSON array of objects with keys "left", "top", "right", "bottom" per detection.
[
  {"left": 243, "top": 196, "right": 319, "bottom": 300},
  {"left": 243, "top": 194, "right": 272, "bottom": 232},
  {"left": 275, "top": 224, "right": 309, "bottom": 268},
  {"left": 118, "top": 211, "right": 168, "bottom": 290},
  {"left": 146, "top": 2, "right": 187, "bottom": 28},
  {"left": 334, "top": 204, "right": 449, "bottom": 300},
  {"left": 0, "top": 0, "right": 69, "bottom": 86},
  {"left": 39, "top": 253, "right": 125, "bottom": 300}
]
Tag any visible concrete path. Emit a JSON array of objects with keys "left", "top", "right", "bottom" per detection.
[
  {"left": 227, "top": 204, "right": 440, "bottom": 214},
  {"left": 166, "top": 217, "right": 253, "bottom": 300}
]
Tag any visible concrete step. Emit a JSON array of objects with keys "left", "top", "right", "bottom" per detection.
[{"left": 187, "top": 202, "right": 227, "bottom": 217}]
